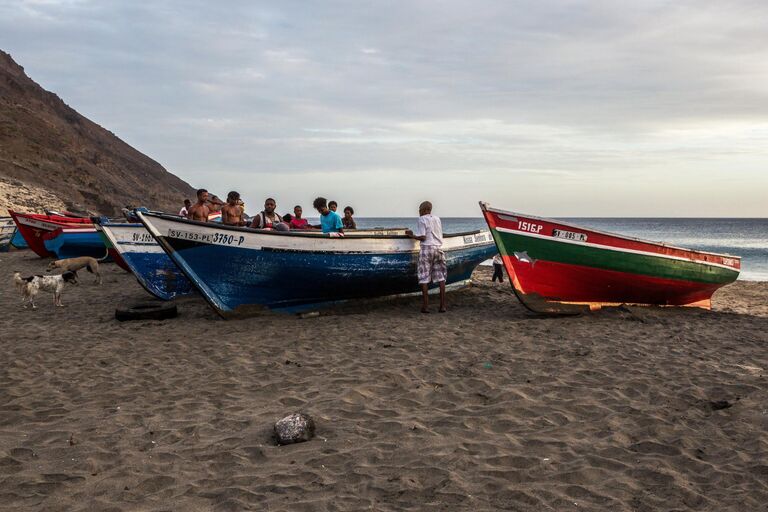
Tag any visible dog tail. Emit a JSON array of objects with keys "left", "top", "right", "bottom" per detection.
[{"left": 97, "top": 251, "right": 110, "bottom": 262}]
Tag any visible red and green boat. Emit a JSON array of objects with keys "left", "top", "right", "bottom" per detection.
[{"left": 480, "top": 202, "right": 741, "bottom": 313}]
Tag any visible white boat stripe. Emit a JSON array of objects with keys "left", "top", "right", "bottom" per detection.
[{"left": 495, "top": 226, "right": 739, "bottom": 272}]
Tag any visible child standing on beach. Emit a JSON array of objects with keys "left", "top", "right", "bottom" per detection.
[
  {"left": 492, "top": 253, "right": 504, "bottom": 282},
  {"left": 406, "top": 201, "right": 446, "bottom": 313}
]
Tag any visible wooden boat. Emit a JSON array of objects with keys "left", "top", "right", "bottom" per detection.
[
  {"left": 0, "top": 217, "right": 16, "bottom": 252},
  {"left": 93, "top": 224, "right": 131, "bottom": 272},
  {"left": 95, "top": 219, "right": 194, "bottom": 300},
  {"left": 480, "top": 202, "right": 741, "bottom": 313},
  {"left": 42, "top": 225, "right": 110, "bottom": 260},
  {"left": 137, "top": 211, "right": 497, "bottom": 317},
  {"left": 9, "top": 211, "right": 96, "bottom": 258}
]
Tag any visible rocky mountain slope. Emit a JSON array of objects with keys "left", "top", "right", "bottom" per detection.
[{"left": 0, "top": 50, "right": 195, "bottom": 216}]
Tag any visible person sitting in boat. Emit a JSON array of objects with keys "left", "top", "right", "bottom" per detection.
[
  {"left": 289, "top": 205, "right": 309, "bottom": 230},
  {"left": 208, "top": 195, "right": 225, "bottom": 213},
  {"left": 221, "top": 191, "right": 247, "bottom": 226},
  {"left": 342, "top": 206, "right": 357, "bottom": 229},
  {"left": 328, "top": 200, "right": 338, "bottom": 213},
  {"left": 313, "top": 197, "right": 344, "bottom": 234},
  {"left": 251, "top": 198, "right": 283, "bottom": 229},
  {"left": 406, "top": 201, "right": 446, "bottom": 313},
  {"left": 179, "top": 199, "right": 191, "bottom": 217},
  {"left": 188, "top": 189, "right": 210, "bottom": 222}
]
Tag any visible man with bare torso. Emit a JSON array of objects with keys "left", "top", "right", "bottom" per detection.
[
  {"left": 188, "top": 189, "right": 210, "bottom": 222},
  {"left": 221, "top": 191, "right": 246, "bottom": 226}
]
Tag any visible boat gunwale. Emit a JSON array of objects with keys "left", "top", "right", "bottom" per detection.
[
  {"left": 480, "top": 202, "right": 742, "bottom": 261},
  {"left": 142, "top": 211, "right": 486, "bottom": 240}
]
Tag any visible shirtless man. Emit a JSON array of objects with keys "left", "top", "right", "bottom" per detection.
[
  {"left": 188, "top": 188, "right": 210, "bottom": 222},
  {"left": 221, "top": 191, "right": 246, "bottom": 226},
  {"left": 208, "top": 195, "right": 225, "bottom": 213}
]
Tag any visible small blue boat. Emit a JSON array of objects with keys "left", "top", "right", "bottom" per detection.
[
  {"left": 95, "top": 220, "right": 194, "bottom": 300},
  {"left": 42, "top": 226, "right": 110, "bottom": 260},
  {"left": 138, "top": 211, "right": 497, "bottom": 317}
]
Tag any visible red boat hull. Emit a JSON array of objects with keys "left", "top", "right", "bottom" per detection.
[
  {"left": 481, "top": 203, "right": 741, "bottom": 313},
  {"left": 108, "top": 248, "right": 131, "bottom": 271},
  {"left": 9, "top": 211, "right": 94, "bottom": 258}
]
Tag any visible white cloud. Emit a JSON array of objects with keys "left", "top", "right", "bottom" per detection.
[{"left": 1, "top": 0, "right": 767, "bottom": 215}]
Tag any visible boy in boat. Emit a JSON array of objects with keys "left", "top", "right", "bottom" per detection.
[
  {"left": 313, "top": 197, "right": 344, "bottom": 234},
  {"left": 251, "top": 198, "right": 283, "bottom": 229},
  {"left": 406, "top": 201, "right": 446, "bottom": 313},
  {"left": 342, "top": 206, "right": 357, "bottom": 229},
  {"left": 328, "top": 200, "right": 338, "bottom": 213},
  {"left": 188, "top": 189, "right": 210, "bottom": 222},
  {"left": 222, "top": 191, "right": 247, "bottom": 226},
  {"left": 179, "top": 199, "right": 191, "bottom": 217},
  {"left": 290, "top": 205, "right": 309, "bottom": 229}
]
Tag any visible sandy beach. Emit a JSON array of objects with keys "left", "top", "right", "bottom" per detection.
[{"left": 1, "top": 249, "right": 767, "bottom": 511}]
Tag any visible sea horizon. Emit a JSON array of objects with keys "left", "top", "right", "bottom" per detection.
[{"left": 310, "top": 216, "right": 768, "bottom": 282}]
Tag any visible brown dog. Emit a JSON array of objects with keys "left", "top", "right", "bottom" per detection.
[{"left": 47, "top": 256, "right": 102, "bottom": 285}]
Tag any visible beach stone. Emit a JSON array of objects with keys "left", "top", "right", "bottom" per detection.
[{"left": 274, "top": 413, "right": 315, "bottom": 445}]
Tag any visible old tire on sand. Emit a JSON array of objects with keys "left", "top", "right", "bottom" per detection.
[{"left": 115, "top": 302, "right": 178, "bottom": 322}]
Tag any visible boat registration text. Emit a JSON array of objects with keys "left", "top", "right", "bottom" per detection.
[
  {"left": 167, "top": 228, "right": 245, "bottom": 246},
  {"left": 552, "top": 229, "right": 588, "bottom": 242}
]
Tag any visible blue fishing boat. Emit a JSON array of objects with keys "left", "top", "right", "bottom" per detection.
[
  {"left": 42, "top": 226, "right": 110, "bottom": 260},
  {"left": 137, "top": 211, "right": 497, "bottom": 317},
  {"left": 95, "top": 220, "right": 194, "bottom": 300}
]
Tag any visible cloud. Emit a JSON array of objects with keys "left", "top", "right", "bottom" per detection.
[{"left": 1, "top": 0, "right": 767, "bottom": 215}]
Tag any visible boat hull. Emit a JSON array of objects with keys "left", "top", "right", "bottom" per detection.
[
  {"left": 42, "top": 228, "right": 109, "bottom": 260},
  {"left": 98, "top": 222, "right": 194, "bottom": 300},
  {"left": 94, "top": 228, "right": 131, "bottom": 271},
  {"left": 480, "top": 203, "right": 741, "bottom": 313},
  {"left": 9, "top": 211, "right": 95, "bottom": 258},
  {"left": 138, "top": 212, "right": 496, "bottom": 317},
  {"left": 11, "top": 229, "right": 28, "bottom": 249}
]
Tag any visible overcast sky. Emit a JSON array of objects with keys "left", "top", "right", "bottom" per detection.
[{"left": 1, "top": 0, "right": 767, "bottom": 216}]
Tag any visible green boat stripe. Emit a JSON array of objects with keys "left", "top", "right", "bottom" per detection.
[
  {"left": 495, "top": 227, "right": 738, "bottom": 272},
  {"left": 494, "top": 228, "right": 738, "bottom": 285}
]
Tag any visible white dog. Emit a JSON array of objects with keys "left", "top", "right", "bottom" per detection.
[{"left": 13, "top": 271, "right": 78, "bottom": 308}]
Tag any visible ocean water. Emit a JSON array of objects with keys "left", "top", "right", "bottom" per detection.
[{"left": 335, "top": 217, "right": 768, "bottom": 281}]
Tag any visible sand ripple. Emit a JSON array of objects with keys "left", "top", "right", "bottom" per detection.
[{"left": 1, "top": 252, "right": 767, "bottom": 510}]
